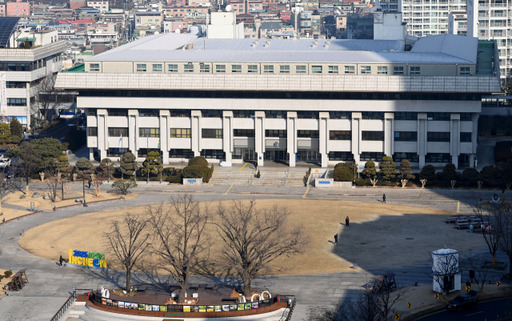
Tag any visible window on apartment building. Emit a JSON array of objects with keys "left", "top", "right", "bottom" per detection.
[
  {"left": 296, "top": 65, "right": 306, "bottom": 74},
  {"left": 280, "top": 65, "right": 290, "bottom": 73},
  {"left": 108, "top": 127, "right": 128, "bottom": 137},
  {"left": 394, "top": 131, "right": 417, "bottom": 141},
  {"left": 394, "top": 112, "right": 417, "bottom": 120},
  {"left": 360, "top": 66, "right": 371, "bottom": 74},
  {"left": 263, "top": 65, "right": 274, "bottom": 73},
  {"left": 329, "top": 130, "right": 351, "bottom": 140},
  {"left": 7, "top": 98, "right": 26, "bottom": 106},
  {"left": 108, "top": 148, "right": 129, "bottom": 157},
  {"left": 233, "top": 129, "right": 255, "bottom": 137},
  {"left": 139, "top": 128, "right": 160, "bottom": 137},
  {"left": 393, "top": 152, "right": 419, "bottom": 163},
  {"left": 139, "top": 109, "right": 159, "bottom": 117},
  {"left": 199, "top": 64, "right": 210, "bottom": 73},
  {"left": 427, "top": 112, "right": 450, "bottom": 121},
  {"left": 136, "top": 64, "right": 147, "bottom": 72},
  {"left": 202, "top": 110, "right": 222, "bottom": 118},
  {"left": 297, "top": 111, "right": 318, "bottom": 119},
  {"left": 89, "top": 63, "right": 100, "bottom": 71},
  {"left": 328, "top": 152, "right": 354, "bottom": 161},
  {"left": 265, "top": 110, "right": 286, "bottom": 118},
  {"left": 409, "top": 66, "right": 421, "bottom": 75},
  {"left": 460, "top": 132, "right": 472, "bottom": 142},
  {"left": 108, "top": 109, "right": 128, "bottom": 116},
  {"left": 393, "top": 66, "right": 405, "bottom": 75},
  {"left": 170, "top": 148, "right": 194, "bottom": 158},
  {"left": 265, "top": 130, "right": 287, "bottom": 138},
  {"left": 460, "top": 113, "right": 472, "bottom": 121},
  {"left": 328, "top": 66, "right": 339, "bottom": 74},
  {"left": 362, "top": 131, "right": 384, "bottom": 141},
  {"left": 167, "top": 64, "right": 178, "bottom": 72},
  {"left": 202, "top": 129, "right": 223, "bottom": 138},
  {"left": 425, "top": 153, "right": 451, "bottom": 163},
  {"left": 200, "top": 149, "right": 225, "bottom": 159},
  {"left": 170, "top": 128, "right": 191, "bottom": 138},
  {"left": 427, "top": 132, "right": 450, "bottom": 142},
  {"left": 152, "top": 64, "right": 163, "bottom": 72},
  {"left": 231, "top": 65, "right": 242, "bottom": 73},
  {"left": 88, "top": 127, "right": 97, "bottom": 136},
  {"left": 360, "top": 152, "right": 384, "bottom": 161},
  {"left": 362, "top": 112, "right": 384, "bottom": 120},
  {"left": 247, "top": 65, "right": 258, "bottom": 73},
  {"left": 297, "top": 130, "right": 319, "bottom": 138},
  {"left": 215, "top": 65, "right": 226, "bottom": 73},
  {"left": 459, "top": 66, "right": 471, "bottom": 75},
  {"left": 170, "top": 109, "right": 190, "bottom": 117},
  {"left": 312, "top": 65, "right": 323, "bottom": 74},
  {"left": 344, "top": 66, "right": 355, "bottom": 74},
  {"left": 233, "top": 110, "right": 254, "bottom": 118},
  {"left": 184, "top": 63, "right": 194, "bottom": 73},
  {"left": 377, "top": 66, "right": 388, "bottom": 74}
]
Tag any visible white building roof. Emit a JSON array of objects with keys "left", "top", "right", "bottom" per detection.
[{"left": 88, "top": 32, "right": 478, "bottom": 64}]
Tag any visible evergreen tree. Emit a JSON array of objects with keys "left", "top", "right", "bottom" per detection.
[
  {"left": 379, "top": 156, "right": 397, "bottom": 181},
  {"left": 76, "top": 157, "right": 94, "bottom": 176},
  {"left": 120, "top": 152, "right": 137, "bottom": 179},
  {"left": 420, "top": 165, "right": 436, "bottom": 182},
  {"left": 442, "top": 163, "right": 457, "bottom": 182},
  {"left": 141, "top": 151, "right": 163, "bottom": 179},
  {"left": 0, "top": 123, "right": 11, "bottom": 145},
  {"left": 9, "top": 118, "right": 23, "bottom": 144},
  {"left": 97, "top": 158, "right": 114, "bottom": 180},
  {"left": 399, "top": 159, "right": 415, "bottom": 180},
  {"left": 58, "top": 155, "right": 71, "bottom": 178},
  {"left": 362, "top": 161, "right": 377, "bottom": 180}
]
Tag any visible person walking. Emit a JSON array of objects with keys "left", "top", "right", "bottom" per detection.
[
  {"left": 334, "top": 233, "right": 338, "bottom": 245},
  {"left": 382, "top": 193, "right": 386, "bottom": 203},
  {"left": 345, "top": 216, "right": 350, "bottom": 227}
]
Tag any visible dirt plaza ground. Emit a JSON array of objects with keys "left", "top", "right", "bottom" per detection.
[{"left": 18, "top": 199, "right": 486, "bottom": 275}]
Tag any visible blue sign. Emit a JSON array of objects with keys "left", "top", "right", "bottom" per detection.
[
  {"left": 318, "top": 180, "right": 330, "bottom": 184},
  {"left": 188, "top": 179, "right": 197, "bottom": 183}
]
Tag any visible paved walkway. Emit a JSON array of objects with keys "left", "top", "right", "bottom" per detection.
[{"left": 0, "top": 175, "right": 509, "bottom": 320}]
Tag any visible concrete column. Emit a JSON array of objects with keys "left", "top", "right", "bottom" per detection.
[
  {"left": 128, "top": 109, "right": 138, "bottom": 155},
  {"left": 450, "top": 113, "right": 460, "bottom": 168},
  {"left": 255, "top": 111, "right": 265, "bottom": 167},
  {"left": 191, "top": 110, "right": 201, "bottom": 156},
  {"left": 471, "top": 113, "right": 479, "bottom": 168},
  {"left": 223, "top": 110, "right": 233, "bottom": 163},
  {"left": 97, "top": 109, "right": 108, "bottom": 161},
  {"left": 287, "top": 111, "right": 297, "bottom": 167},
  {"left": 160, "top": 110, "right": 170, "bottom": 165},
  {"left": 384, "top": 113, "right": 394, "bottom": 157},
  {"left": 417, "top": 113, "right": 427, "bottom": 168},
  {"left": 351, "top": 112, "right": 361, "bottom": 164},
  {"left": 319, "top": 112, "right": 329, "bottom": 167}
]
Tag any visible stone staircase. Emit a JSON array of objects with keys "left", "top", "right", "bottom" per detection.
[{"left": 210, "top": 166, "right": 308, "bottom": 187}]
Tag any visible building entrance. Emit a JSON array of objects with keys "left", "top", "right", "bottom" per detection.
[
  {"left": 296, "top": 150, "right": 321, "bottom": 164},
  {"left": 242, "top": 149, "right": 256, "bottom": 162},
  {"left": 264, "top": 150, "right": 288, "bottom": 163}
]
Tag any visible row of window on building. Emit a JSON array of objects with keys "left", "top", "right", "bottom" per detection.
[
  {"left": 105, "top": 147, "right": 455, "bottom": 164},
  {"left": 94, "top": 127, "right": 472, "bottom": 142},
  {"left": 98, "top": 109, "right": 474, "bottom": 121},
  {"left": 90, "top": 62, "right": 471, "bottom": 76}
]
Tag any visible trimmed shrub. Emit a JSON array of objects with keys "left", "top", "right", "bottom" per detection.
[
  {"left": 334, "top": 166, "right": 353, "bottom": 181},
  {"left": 355, "top": 177, "right": 369, "bottom": 186},
  {"left": 442, "top": 163, "right": 457, "bottom": 182},
  {"left": 420, "top": 165, "right": 436, "bottom": 185},
  {"left": 362, "top": 161, "right": 377, "bottom": 180},
  {"left": 183, "top": 165, "right": 211, "bottom": 181},
  {"left": 461, "top": 168, "right": 479, "bottom": 187},
  {"left": 4, "top": 270, "right": 13, "bottom": 277},
  {"left": 188, "top": 156, "right": 209, "bottom": 167}
]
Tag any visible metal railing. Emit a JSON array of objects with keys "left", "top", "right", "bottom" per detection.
[{"left": 49, "top": 288, "right": 93, "bottom": 321}]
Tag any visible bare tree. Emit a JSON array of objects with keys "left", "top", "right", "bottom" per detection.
[
  {"left": 32, "top": 74, "right": 67, "bottom": 126},
  {"left": 473, "top": 205, "right": 501, "bottom": 265},
  {"left": 147, "top": 195, "right": 209, "bottom": 302},
  {"left": 214, "top": 200, "right": 308, "bottom": 296},
  {"left": 460, "top": 254, "right": 490, "bottom": 292},
  {"left": 494, "top": 203, "right": 512, "bottom": 275},
  {"left": 104, "top": 213, "right": 151, "bottom": 291},
  {"left": 46, "top": 175, "right": 59, "bottom": 202},
  {"left": 92, "top": 178, "right": 104, "bottom": 197}
]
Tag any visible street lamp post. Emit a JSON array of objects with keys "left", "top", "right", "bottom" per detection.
[{"left": 82, "top": 178, "right": 88, "bottom": 207}]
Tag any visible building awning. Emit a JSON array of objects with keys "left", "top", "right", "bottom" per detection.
[{"left": 16, "top": 37, "right": 35, "bottom": 42}]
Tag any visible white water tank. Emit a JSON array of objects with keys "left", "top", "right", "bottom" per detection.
[{"left": 432, "top": 248, "right": 461, "bottom": 293}]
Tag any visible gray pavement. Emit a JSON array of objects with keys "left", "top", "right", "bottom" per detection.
[{"left": 0, "top": 176, "right": 509, "bottom": 321}]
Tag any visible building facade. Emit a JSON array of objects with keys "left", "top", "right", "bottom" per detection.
[
  {"left": 55, "top": 33, "right": 500, "bottom": 169},
  {"left": 1, "top": 21, "right": 66, "bottom": 128}
]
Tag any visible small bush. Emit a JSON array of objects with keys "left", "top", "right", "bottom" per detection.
[
  {"left": 4, "top": 270, "right": 13, "bottom": 277},
  {"left": 188, "top": 156, "right": 208, "bottom": 167},
  {"left": 167, "top": 173, "right": 183, "bottom": 184},
  {"left": 333, "top": 166, "right": 353, "bottom": 181},
  {"left": 355, "top": 177, "right": 369, "bottom": 186},
  {"left": 183, "top": 165, "right": 207, "bottom": 179}
]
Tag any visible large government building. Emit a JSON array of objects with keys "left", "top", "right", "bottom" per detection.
[{"left": 56, "top": 32, "right": 500, "bottom": 168}]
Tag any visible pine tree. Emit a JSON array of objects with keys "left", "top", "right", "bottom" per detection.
[
  {"left": 362, "top": 161, "right": 377, "bottom": 180},
  {"left": 379, "top": 156, "right": 397, "bottom": 181},
  {"left": 0, "top": 123, "right": 11, "bottom": 145}
]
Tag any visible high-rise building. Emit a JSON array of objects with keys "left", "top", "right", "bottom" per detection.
[{"left": 467, "top": 0, "right": 511, "bottom": 81}]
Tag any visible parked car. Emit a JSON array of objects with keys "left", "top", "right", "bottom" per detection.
[{"left": 447, "top": 294, "right": 478, "bottom": 311}]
